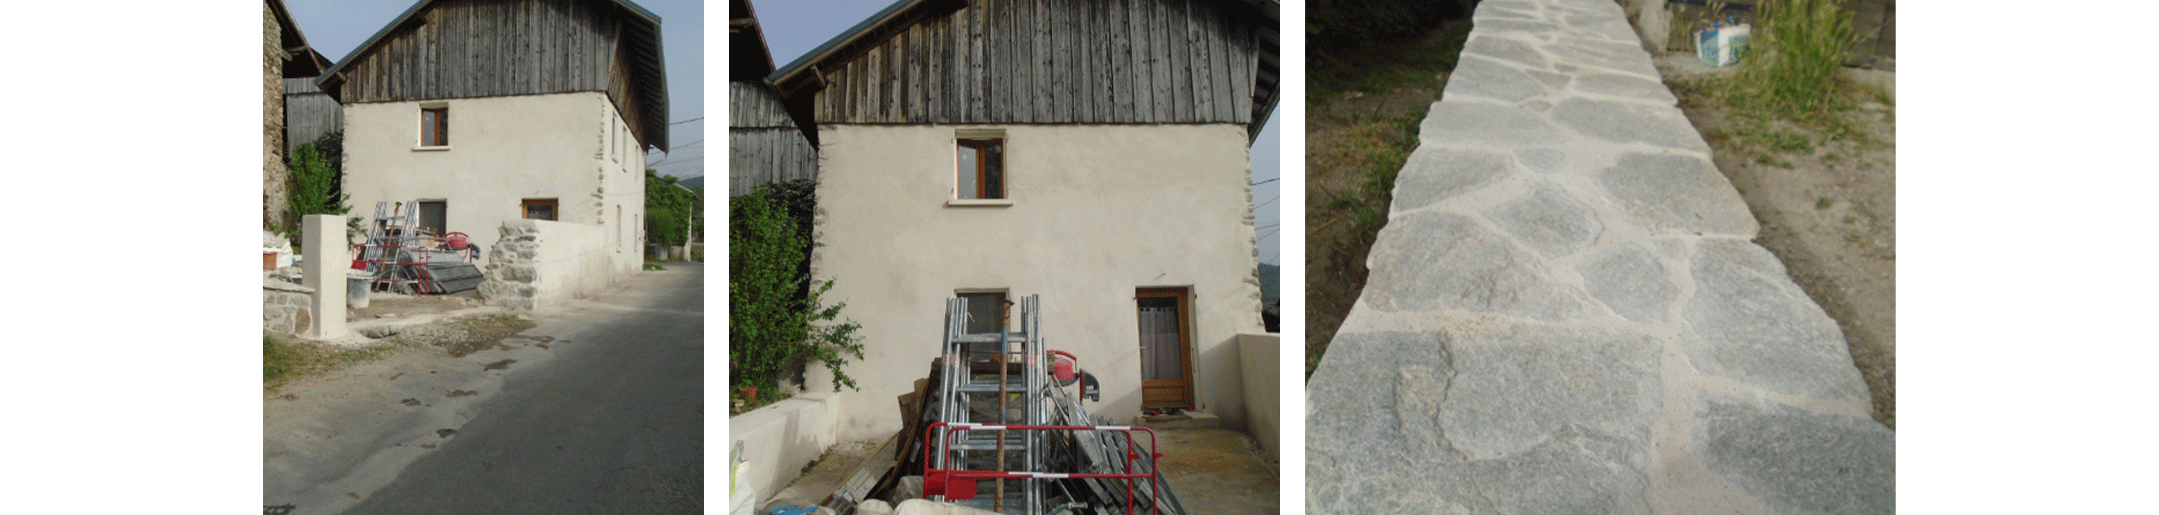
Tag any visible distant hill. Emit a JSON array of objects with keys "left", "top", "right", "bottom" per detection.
[
  {"left": 1259, "top": 262, "right": 1279, "bottom": 303},
  {"left": 676, "top": 176, "right": 704, "bottom": 190}
]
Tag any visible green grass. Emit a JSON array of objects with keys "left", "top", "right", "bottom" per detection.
[
  {"left": 1725, "top": 0, "right": 1861, "bottom": 127},
  {"left": 1816, "top": 197, "right": 1833, "bottom": 209},
  {"left": 264, "top": 332, "right": 417, "bottom": 391},
  {"left": 1311, "top": 20, "right": 1472, "bottom": 98},
  {"left": 264, "top": 335, "right": 297, "bottom": 384},
  {"left": 1675, "top": 1, "right": 1891, "bottom": 168}
]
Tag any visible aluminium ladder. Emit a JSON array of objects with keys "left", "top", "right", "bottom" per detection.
[{"left": 924, "top": 295, "right": 1186, "bottom": 515}]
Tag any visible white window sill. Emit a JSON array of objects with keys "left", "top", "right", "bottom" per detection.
[
  {"left": 413, "top": 146, "right": 452, "bottom": 152},
  {"left": 946, "top": 199, "right": 1013, "bottom": 207}
]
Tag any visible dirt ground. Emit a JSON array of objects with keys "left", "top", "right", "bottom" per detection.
[{"left": 1660, "top": 58, "right": 1898, "bottom": 427}]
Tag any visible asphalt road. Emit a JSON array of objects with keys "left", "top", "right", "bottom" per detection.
[{"left": 342, "top": 263, "right": 703, "bottom": 514}]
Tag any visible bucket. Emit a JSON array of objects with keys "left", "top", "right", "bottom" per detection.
[{"left": 347, "top": 273, "right": 373, "bottom": 308}]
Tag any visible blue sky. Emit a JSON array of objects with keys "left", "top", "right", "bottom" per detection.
[
  {"left": 286, "top": 0, "right": 708, "bottom": 182},
  {"left": 748, "top": 1, "right": 1282, "bottom": 265}
]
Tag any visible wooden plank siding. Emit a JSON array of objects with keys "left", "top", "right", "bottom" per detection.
[
  {"left": 283, "top": 78, "right": 344, "bottom": 153},
  {"left": 325, "top": 0, "right": 665, "bottom": 149},
  {"left": 729, "top": 82, "right": 817, "bottom": 197},
  {"left": 802, "top": 0, "right": 1267, "bottom": 128}
]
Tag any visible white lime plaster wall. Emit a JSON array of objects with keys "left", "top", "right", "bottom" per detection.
[
  {"left": 1237, "top": 332, "right": 1281, "bottom": 461},
  {"left": 342, "top": 91, "right": 644, "bottom": 279},
  {"left": 807, "top": 123, "right": 1265, "bottom": 442}
]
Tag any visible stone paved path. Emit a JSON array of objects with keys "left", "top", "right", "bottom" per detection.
[{"left": 1304, "top": 1, "right": 1894, "bottom": 513}]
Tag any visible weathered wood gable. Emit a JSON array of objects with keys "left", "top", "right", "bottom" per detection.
[
  {"left": 284, "top": 78, "right": 344, "bottom": 153},
  {"left": 318, "top": 0, "right": 669, "bottom": 150},
  {"left": 772, "top": 0, "right": 1277, "bottom": 138},
  {"left": 729, "top": 81, "right": 817, "bottom": 196}
]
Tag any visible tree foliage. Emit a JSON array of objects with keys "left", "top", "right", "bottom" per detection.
[
  {"left": 644, "top": 169, "right": 703, "bottom": 247},
  {"left": 286, "top": 130, "right": 359, "bottom": 246},
  {"left": 729, "top": 182, "right": 863, "bottom": 392}
]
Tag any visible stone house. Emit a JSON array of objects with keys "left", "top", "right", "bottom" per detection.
[
  {"left": 315, "top": 0, "right": 669, "bottom": 304},
  {"left": 762, "top": 0, "right": 1280, "bottom": 441}
]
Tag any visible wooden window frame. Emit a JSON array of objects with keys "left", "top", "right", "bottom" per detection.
[
  {"left": 951, "top": 129, "right": 1009, "bottom": 205},
  {"left": 420, "top": 107, "right": 449, "bottom": 147},
  {"left": 521, "top": 198, "right": 558, "bottom": 221},
  {"left": 957, "top": 138, "right": 1004, "bottom": 199}
]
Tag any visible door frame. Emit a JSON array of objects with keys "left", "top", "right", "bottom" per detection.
[{"left": 1136, "top": 287, "right": 1196, "bottom": 409}]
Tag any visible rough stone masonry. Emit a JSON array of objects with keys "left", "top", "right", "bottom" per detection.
[{"left": 1304, "top": 0, "right": 1894, "bottom": 513}]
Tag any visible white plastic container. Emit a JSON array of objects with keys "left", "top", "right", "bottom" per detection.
[{"left": 1696, "top": 23, "right": 1752, "bottom": 67}]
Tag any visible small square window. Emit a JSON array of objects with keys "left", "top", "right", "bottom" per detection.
[
  {"left": 521, "top": 199, "right": 558, "bottom": 221},
  {"left": 421, "top": 107, "right": 449, "bottom": 147},
  {"left": 957, "top": 138, "right": 1004, "bottom": 200}
]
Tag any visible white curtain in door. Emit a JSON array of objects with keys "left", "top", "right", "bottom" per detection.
[{"left": 1139, "top": 307, "right": 1181, "bottom": 380}]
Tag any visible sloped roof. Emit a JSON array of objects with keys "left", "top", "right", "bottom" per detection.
[
  {"left": 315, "top": 0, "right": 668, "bottom": 150},
  {"left": 766, "top": 0, "right": 1279, "bottom": 141}
]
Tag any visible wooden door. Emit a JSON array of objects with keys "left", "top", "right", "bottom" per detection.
[{"left": 1137, "top": 287, "right": 1194, "bottom": 409}]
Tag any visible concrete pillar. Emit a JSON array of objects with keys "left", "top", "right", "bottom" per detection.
[{"left": 302, "top": 214, "right": 348, "bottom": 339}]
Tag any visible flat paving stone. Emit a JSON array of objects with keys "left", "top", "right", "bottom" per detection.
[
  {"left": 1309, "top": 330, "right": 1657, "bottom": 515},
  {"left": 1307, "top": 331, "right": 1457, "bottom": 462},
  {"left": 1438, "top": 325, "right": 1661, "bottom": 460},
  {"left": 1577, "top": 243, "right": 1678, "bottom": 323},
  {"left": 1545, "top": 42, "right": 1661, "bottom": 78},
  {"left": 1390, "top": 147, "right": 1511, "bottom": 212},
  {"left": 1698, "top": 401, "right": 1895, "bottom": 514},
  {"left": 1594, "top": 152, "right": 1758, "bottom": 236},
  {"left": 1362, "top": 212, "right": 1595, "bottom": 321},
  {"left": 1447, "top": 55, "right": 1549, "bottom": 102},
  {"left": 1551, "top": 97, "right": 1709, "bottom": 151},
  {"left": 1423, "top": 101, "right": 1570, "bottom": 146},
  {"left": 1574, "top": 73, "right": 1680, "bottom": 104},
  {"left": 1682, "top": 240, "right": 1869, "bottom": 399},
  {"left": 1513, "top": 147, "right": 1566, "bottom": 174},
  {"left": 1484, "top": 183, "right": 1603, "bottom": 258},
  {"left": 1465, "top": 35, "right": 1549, "bottom": 69},
  {"left": 1477, "top": 19, "right": 1562, "bottom": 34}
]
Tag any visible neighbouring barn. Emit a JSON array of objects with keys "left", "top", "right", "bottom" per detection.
[
  {"left": 728, "top": 0, "right": 817, "bottom": 197},
  {"left": 765, "top": 0, "right": 1280, "bottom": 442},
  {"left": 317, "top": 0, "right": 669, "bottom": 307}
]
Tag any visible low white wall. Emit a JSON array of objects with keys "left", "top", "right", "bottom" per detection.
[
  {"left": 1237, "top": 333, "right": 1280, "bottom": 462},
  {"left": 728, "top": 392, "right": 841, "bottom": 506}
]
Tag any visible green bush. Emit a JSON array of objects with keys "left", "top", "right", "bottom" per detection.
[
  {"left": 729, "top": 184, "right": 864, "bottom": 393},
  {"left": 645, "top": 170, "right": 704, "bottom": 247},
  {"left": 647, "top": 208, "right": 682, "bottom": 247},
  {"left": 1728, "top": 0, "right": 1860, "bottom": 124},
  {"left": 285, "top": 131, "right": 360, "bottom": 246}
]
